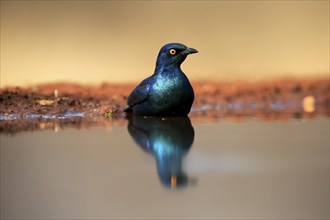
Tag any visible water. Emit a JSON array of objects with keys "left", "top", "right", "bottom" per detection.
[{"left": 1, "top": 116, "right": 329, "bottom": 219}]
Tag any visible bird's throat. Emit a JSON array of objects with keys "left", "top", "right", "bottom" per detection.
[{"left": 154, "top": 64, "right": 182, "bottom": 77}]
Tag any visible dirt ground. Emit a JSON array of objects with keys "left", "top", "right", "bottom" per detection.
[{"left": 0, "top": 77, "right": 329, "bottom": 134}]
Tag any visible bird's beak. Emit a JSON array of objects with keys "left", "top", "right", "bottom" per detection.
[{"left": 185, "top": 47, "right": 198, "bottom": 55}]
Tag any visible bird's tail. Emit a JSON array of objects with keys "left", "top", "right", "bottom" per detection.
[
  {"left": 123, "top": 106, "right": 133, "bottom": 118},
  {"left": 123, "top": 106, "right": 132, "bottom": 113}
]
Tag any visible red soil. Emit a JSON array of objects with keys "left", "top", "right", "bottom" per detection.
[{"left": 0, "top": 77, "right": 329, "bottom": 133}]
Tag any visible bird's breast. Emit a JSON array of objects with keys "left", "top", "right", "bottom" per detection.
[
  {"left": 152, "top": 75, "right": 176, "bottom": 94},
  {"left": 151, "top": 73, "right": 193, "bottom": 105}
]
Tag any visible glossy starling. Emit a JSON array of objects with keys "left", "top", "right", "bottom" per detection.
[{"left": 124, "top": 43, "right": 198, "bottom": 116}]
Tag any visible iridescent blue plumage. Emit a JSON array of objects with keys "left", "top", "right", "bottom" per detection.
[
  {"left": 127, "top": 116, "right": 195, "bottom": 188},
  {"left": 124, "top": 43, "right": 198, "bottom": 116}
]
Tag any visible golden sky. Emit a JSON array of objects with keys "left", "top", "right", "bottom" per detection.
[{"left": 1, "top": 1, "right": 329, "bottom": 86}]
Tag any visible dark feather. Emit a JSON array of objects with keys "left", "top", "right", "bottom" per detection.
[{"left": 127, "top": 78, "right": 151, "bottom": 107}]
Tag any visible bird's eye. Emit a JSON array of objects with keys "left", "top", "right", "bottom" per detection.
[{"left": 169, "top": 49, "right": 176, "bottom": 55}]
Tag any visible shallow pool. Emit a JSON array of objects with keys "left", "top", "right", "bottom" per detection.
[{"left": 1, "top": 115, "right": 329, "bottom": 219}]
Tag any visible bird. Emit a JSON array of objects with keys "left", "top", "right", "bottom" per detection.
[{"left": 124, "top": 43, "right": 198, "bottom": 116}]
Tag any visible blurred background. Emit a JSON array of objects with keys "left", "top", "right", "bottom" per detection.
[{"left": 1, "top": 0, "right": 329, "bottom": 87}]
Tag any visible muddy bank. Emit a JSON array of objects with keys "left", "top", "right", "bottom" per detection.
[{"left": 0, "top": 78, "right": 329, "bottom": 134}]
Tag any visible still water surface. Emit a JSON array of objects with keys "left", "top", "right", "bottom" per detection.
[{"left": 1, "top": 116, "right": 329, "bottom": 219}]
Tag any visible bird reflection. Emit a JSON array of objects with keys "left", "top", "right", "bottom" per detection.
[{"left": 127, "top": 116, "right": 195, "bottom": 189}]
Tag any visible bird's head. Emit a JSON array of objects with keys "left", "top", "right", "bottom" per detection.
[{"left": 155, "top": 43, "right": 198, "bottom": 68}]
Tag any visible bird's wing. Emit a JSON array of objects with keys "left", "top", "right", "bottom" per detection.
[
  {"left": 127, "top": 78, "right": 151, "bottom": 107},
  {"left": 127, "top": 118, "right": 152, "bottom": 153}
]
